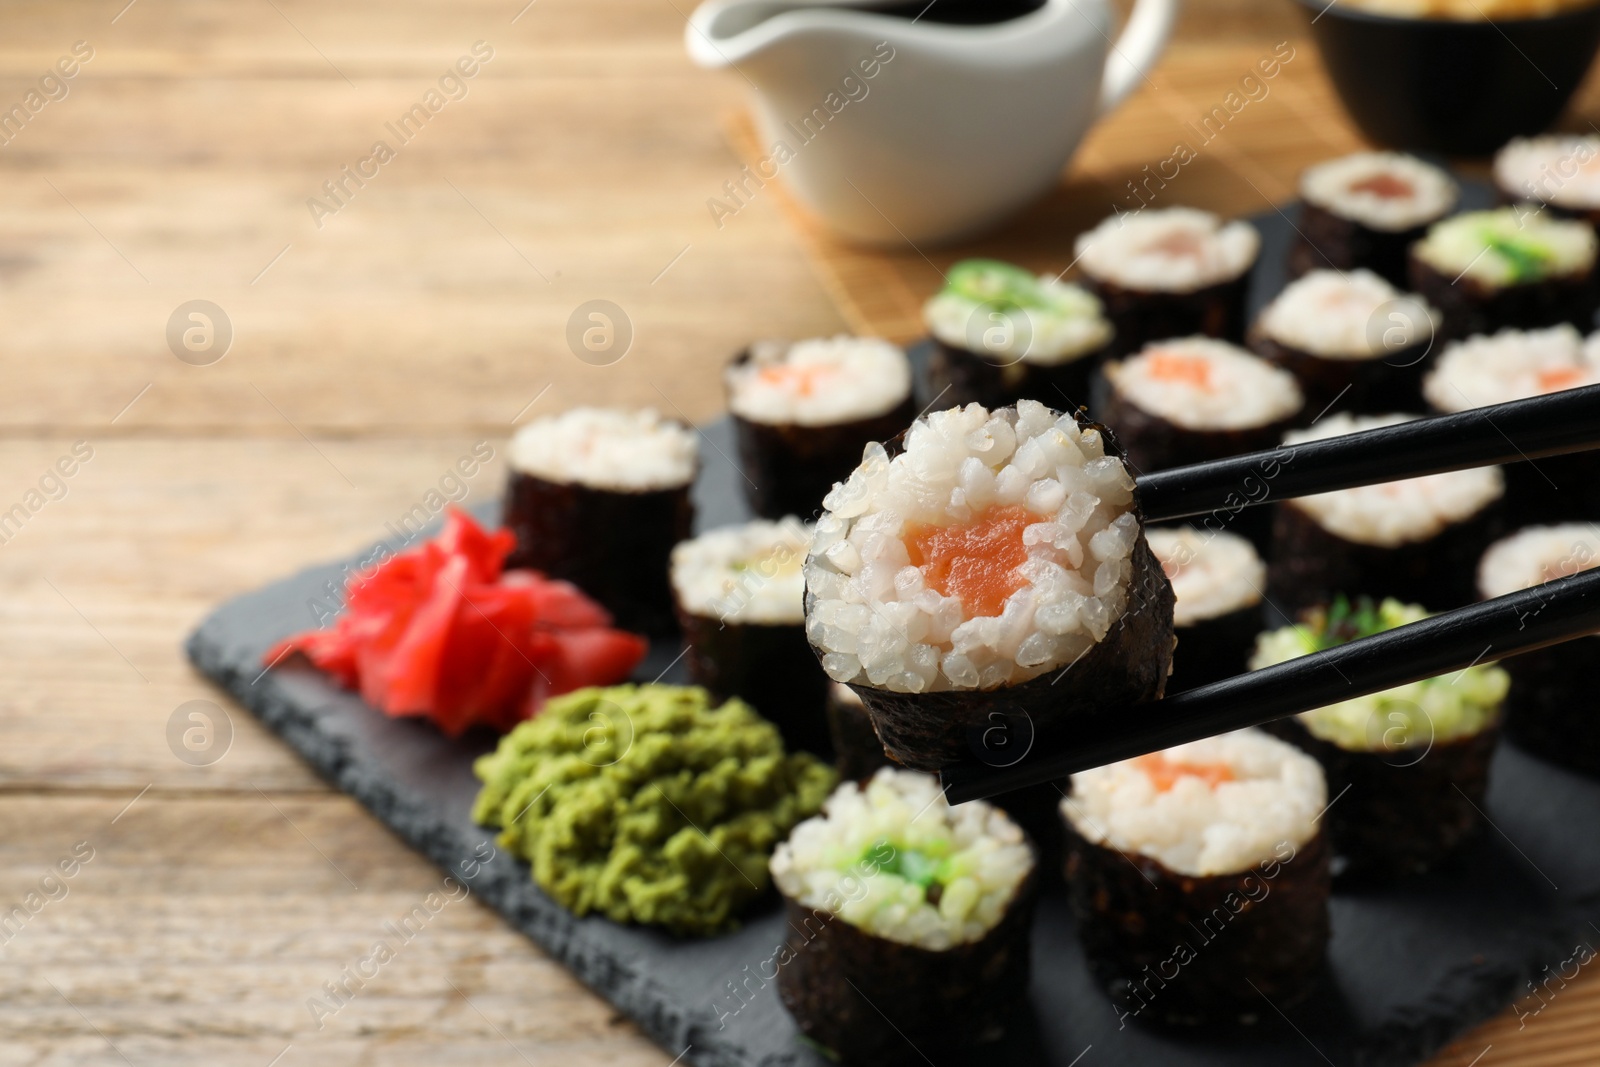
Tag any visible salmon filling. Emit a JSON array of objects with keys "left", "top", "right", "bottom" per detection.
[
  {"left": 905, "top": 505, "right": 1032, "bottom": 619},
  {"left": 1346, "top": 172, "right": 1414, "bottom": 199},
  {"left": 1134, "top": 753, "right": 1236, "bottom": 792}
]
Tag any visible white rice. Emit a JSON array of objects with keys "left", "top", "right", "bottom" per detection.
[
  {"left": 1105, "top": 337, "right": 1303, "bottom": 430},
  {"left": 1494, "top": 135, "right": 1600, "bottom": 211},
  {"left": 1300, "top": 152, "right": 1458, "bottom": 232},
  {"left": 1413, "top": 208, "right": 1596, "bottom": 287},
  {"left": 510, "top": 407, "right": 697, "bottom": 492},
  {"left": 1255, "top": 269, "right": 1439, "bottom": 359},
  {"left": 923, "top": 275, "right": 1112, "bottom": 365},
  {"left": 1146, "top": 527, "right": 1264, "bottom": 627},
  {"left": 1074, "top": 208, "right": 1260, "bottom": 293},
  {"left": 805, "top": 401, "right": 1140, "bottom": 693},
  {"left": 770, "top": 767, "right": 1034, "bottom": 951},
  {"left": 1282, "top": 414, "right": 1504, "bottom": 547},
  {"left": 1063, "top": 729, "right": 1324, "bottom": 878},
  {"left": 1423, "top": 325, "right": 1600, "bottom": 412},
  {"left": 725, "top": 336, "right": 912, "bottom": 427},
  {"left": 1478, "top": 523, "right": 1600, "bottom": 599},
  {"left": 670, "top": 517, "right": 811, "bottom": 625}
]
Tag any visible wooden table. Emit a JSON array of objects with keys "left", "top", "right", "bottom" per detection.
[{"left": 0, "top": 1, "right": 1593, "bottom": 1063}]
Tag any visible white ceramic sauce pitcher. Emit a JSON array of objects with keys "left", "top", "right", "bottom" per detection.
[{"left": 687, "top": 0, "right": 1177, "bottom": 245}]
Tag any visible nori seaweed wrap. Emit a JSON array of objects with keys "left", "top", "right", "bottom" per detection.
[
  {"left": 805, "top": 401, "right": 1175, "bottom": 772},
  {"left": 505, "top": 408, "right": 696, "bottom": 637},
  {"left": 726, "top": 337, "right": 915, "bottom": 521},
  {"left": 1267, "top": 414, "right": 1505, "bottom": 617},
  {"left": 1289, "top": 152, "right": 1458, "bottom": 288},
  {"left": 671, "top": 518, "right": 830, "bottom": 755},
  {"left": 1062, "top": 730, "right": 1332, "bottom": 1026},
  {"left": 1074, "top": 208, "right": 1260, "bottom": 354},
  {"left": 1252, "top": 598, "right": 1509, "bottom": 882},
  {"left": 1409, "top": 208, "right": 1599, "bottom": 341},
  {"left": 922, "top": 259, "right": 1114, "bottom": 411},
  {"left": 772, "top": 769, "right": 1038, "bottom": 1064},
  {"left": 1478, "top": 525, "right": 1600, "bottom": 775}
]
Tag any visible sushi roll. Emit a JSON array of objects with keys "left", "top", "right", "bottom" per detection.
[
  {"left": 726, "top": 336, "right": 915, "bottom": 520},
  {"left": 1268, "top": 413, "right": 1505, "bottom": 616},
  {"left": 772, "top": 767, "right": 1038, "bottom": 1065},
  {"left": 1062, "top": 729, "right": 1330, "bottom": 1027},
  {"left": 804, "top": 401, "right": 1176, "bottom": 771},
  {"left": 1493, "top": 135, "right": 1600, "bottom": 227},
  {"left": 1074, "top": 208, "right": 1261, "bottom": 354},
  {"left": 1098, "top": 338, "right": 1303, "bottom": 548},
  {"left": 1478, "top": 525, "right": 1600, "bottom": 775},
  {"left": 505, "top": 407, "right": 696, "bottom": 636},
  {"left": 1291, "top": 152, "right": 1458, "bottom": 287},
  {"left": 671, "top": 517, "right": 830, "bottom": 755},
  {"left": 1147, "top": 527, "right": 1266, "bottom": 691},
  {"left": 1251, "top": 269, "right": 1440, "bottom": 415},
  {"left": 1409, "top": 207, "right": 1598, "bottom": 341},
  {"left": 1252, "top": 598, "right": 1509, "bottom": 881},
  {"left": 1422, "top": 325, "right": 1600, "bottom": 522},
  {"left": 922, "top": 259, "right": 1114, "bottom": 411}
]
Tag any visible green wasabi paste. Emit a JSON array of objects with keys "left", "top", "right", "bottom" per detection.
[
  {"left": 472, "top": 684, "right": 836, "bottom": 937},
  {"left": 1250, "top": 597, "right": 1509, "bottom": 751}
]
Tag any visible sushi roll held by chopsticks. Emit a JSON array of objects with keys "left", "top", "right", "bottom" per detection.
[
  {"left": 1062, "top": 729, "right": 1331, "bottom": 1027},
  {"left": 922, "top": 259, "right": 1114, "bottom": 411},
  {"left": 804, "top": 401, "right": 1176, "bottom": 771},
  {"left": 1479, "top": 526, "right": 1600, "bottom": 775},
  {"left": 1253, "top": 598, "right": 1508, "bottom": 881},
  {"left": 726, "top": 337, "right": 914, "bottom": 521},
  {"left": 671, "top": 517, "right": 830, "bottom": 755},
  {"left": 505, "top": 408, "right": 696, "bottom": 636},
  {"left": 1251, "top": 269, "right": 1439, "bottom": 415},
  {"left": 1148, "top": 527, "right": 1266, "bottom": 691},
  {"left": 1074, "top": 207, "right": 1260, "bottom": 355},
  {"left": 1292, "top": 152, "right": 1458, "bottom": 287},
  {"left": 771, "top": 768, "right": 1038, "bottom": 1065},
  {"left": 1423, "top": 326, "right": 1600, "bottom": 522},
  {"left": 1268, "top": 413, "right": 1505, "bottom": 615},
  {"left": 1409, "top": 207, "right": 1598, "bottom": 341}
]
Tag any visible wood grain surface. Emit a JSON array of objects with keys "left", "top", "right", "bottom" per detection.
[{"left": 0, "top": 0, "right": 1595, "bottom": 1064}]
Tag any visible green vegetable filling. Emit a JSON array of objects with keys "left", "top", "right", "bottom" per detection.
[
  {"left": 945, "top": 259, "right": 1046, "bottom": 311},
  {"left": 1481, "top": 231, "right": 1555, "bottom": 283},
  {"left": 1251, "top": 597, "right": 1509, "bottom": 751},
  {"left": 471, "top": 684, "right": 836, "bottom": 937}
]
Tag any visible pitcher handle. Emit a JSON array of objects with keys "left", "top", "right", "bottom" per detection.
[{"left": 1097, "top": 0, "right": 1178, "bottom": 117}]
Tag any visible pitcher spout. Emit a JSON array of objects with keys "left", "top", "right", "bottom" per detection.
[{"left": 685, "top": 0, "right": 882, "bottom": 69}]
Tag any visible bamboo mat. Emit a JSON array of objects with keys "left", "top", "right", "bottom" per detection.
[{"left": 722, "top": 41, "right": 1600, "bottom": 1067}]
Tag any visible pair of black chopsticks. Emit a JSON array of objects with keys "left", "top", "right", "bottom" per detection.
[{"left": 941, "top": 383, "right": 1600, "bottom": 805}]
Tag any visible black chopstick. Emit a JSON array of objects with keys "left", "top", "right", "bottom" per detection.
[
  {"left": 940, "top": 565, "right": 1600, "bottom": 805},
  {"left": 1135, "top": 383, "right": 1600, "bottom": 523}
]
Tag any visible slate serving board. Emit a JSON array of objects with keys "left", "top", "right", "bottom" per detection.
[{"left": 186, "top": 188, "right": 1600, "bottom": 1067}]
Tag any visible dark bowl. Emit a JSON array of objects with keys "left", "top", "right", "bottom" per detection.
[{"left": 1298, "top": 0, "right": 1600, "bottom": 156}]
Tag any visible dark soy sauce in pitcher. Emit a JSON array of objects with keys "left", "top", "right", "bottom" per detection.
[{"left": 866, "top": 0, "right": 1046, "bottom": 25}]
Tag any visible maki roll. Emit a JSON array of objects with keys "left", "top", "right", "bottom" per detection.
[
  {"left": 1252, "top": 598, "right": 1509, "bottom": 881},
  {"left": 1251, "top": 269, "right": 1440, "bottom": 415},
  {"left": 505, "top": 407, "right": 696, "bottom": 636},
  {"left": 1062, "top": 729, "right": 1330, "bottom": 1027},
  {"left": 922, "top": 259, "right": 1114, "bottom": 411},
  {"left": 1478, "top": 525, "right": 1600, "bottom": 775},
  {"left": 1292, "top": 152, "right": 1458, "bottom": 287},
  {"left": 804, "top": 401, "right": 1176, "bottom": 771},
  {"left": 1147, "top": 527, "right": 1266, "bottom": 691},
  {"left": 1074, "top": 208, "right": 1261, "bottom": 354},
  {"left": 671, "top": 517, "right": 830, "bottom": 755},
  {"left": 771, "top": 767, "right": 1037, "bottom": 1065},
  {"left": 1422, "top": 325, "right": 1600, "bottom": 522},
  {"left": 726, "top": 336, "right": 915, "bottom": 520},
  {"left": 1493, "top": 135, "right": 1600, "bottom": 227},
  {"left": 1268, "top": 413, "right": 1505, "bottom": 616},
  {"left": 1409, "top": 207, "right": 1598, "bottom": 341}
]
